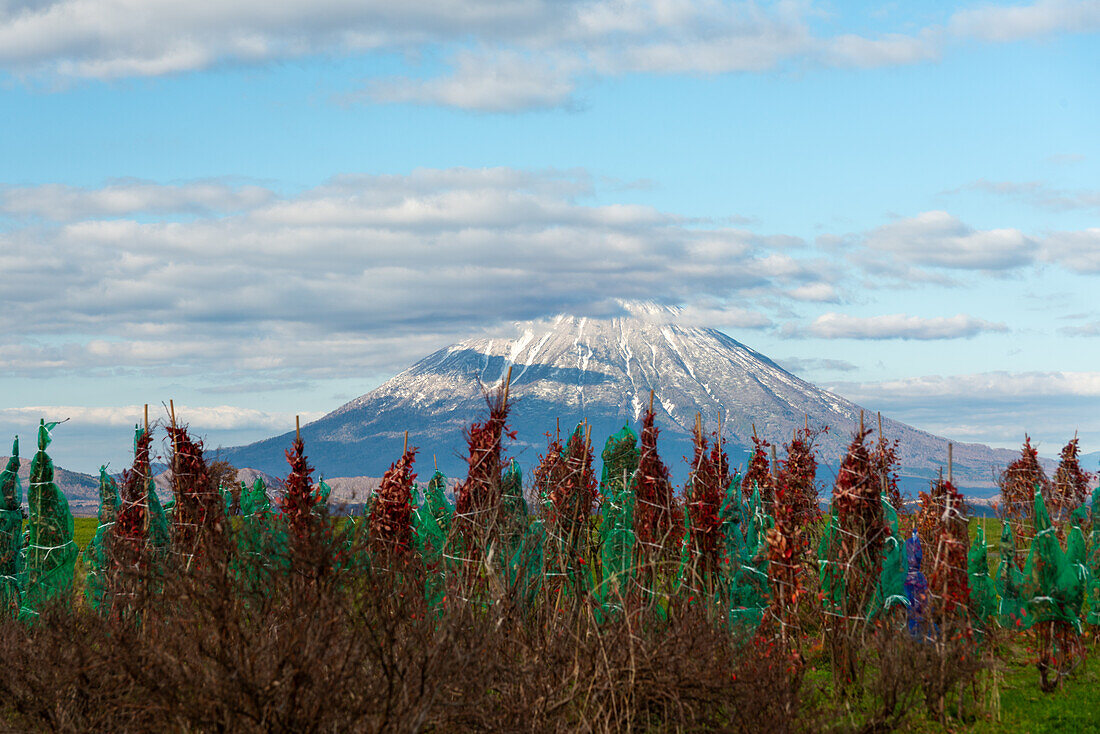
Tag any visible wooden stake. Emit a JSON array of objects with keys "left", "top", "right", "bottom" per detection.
[
  {"left": 695, "top": 412, "right": 702, "bottom": 439},
  {"left": 770, "top": 445, "right": 779, "bottom": 479},
  {"left": 948, "top": 443, "right": 953, "bottom": 484},
  {"left": 752, "top": 422, "right": 758, "bottom": 441},
  {"left": 403, "top": 430, "right": 409, "bottom": 455},
  {"left": 648, "top": 389, "right": 655, "bottom": 414},
  {"left": 877, "top": 412, "right": 883, "bottom": 443},
  {"left": 143, "top": 404, "right": 149, "bottom": 435},
  {"left": 859, "top": 409, "right": 864, "bottom": 435},
  {"left": 295, "top": 415, "right": 301, "bottom": 443},
  {"left": 502, "top": 365, "right": 513, "bottom": 407},
  {"left": 434, "top": 454, "right": 438, "bottom": 472}
]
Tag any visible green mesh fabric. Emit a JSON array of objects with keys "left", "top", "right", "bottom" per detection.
[
  {"left": 412, "top": 473, "right": 452, "bottom": 610},
  {"left": 84, "top": 467, "right": 122, "bottom": 611},
  {"left": 1022, "top": 488, "right": 1081, "bottom": 631},
  {"left": 967, "top": 525, "right": 999, "bottom": 626},
  {"left": 726, "top": 484, "right": 770, "bottom": 629},
  {"left": 234, "top": 478, "right": 283, "bottom": 589},
  {"left": 1087, "top": 486, "right": 1100, "bottom": 625},
  {"left": 499, "top": 460, "right": 528, "bottom": 544},
  {"left": 994, "top": 521, "right": 1031, "bottom": 630},
  {"left": 1065, "top": 520, "right": 1087, "bottom": 619},
  {"left": 146, "top": 474, "right": 171, "bottom": 559},
  {"left": 818, "top": 503, "right": 844, "bottom": 616},
  {"left": 20, "top": 421, "right": 77, "bottom": 619},
  {"left": 869, "top": 495, "right": 908, "bottom": 618},
  {"left": 0, "top": 438, "right": 22, "bottom": 615},
  {"left": 596, "top": 426, "right": 639, "bottom": 616},
  {"left": 505, "top": 517, "right": 546, "bottom": 610}
]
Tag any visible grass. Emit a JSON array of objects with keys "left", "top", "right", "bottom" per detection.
[{"left": 73, "top": 517, "right": 98, "bottom": 550}]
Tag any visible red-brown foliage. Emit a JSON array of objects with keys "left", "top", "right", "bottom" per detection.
[
  {"left": 765, "top": 426, "right": 824, "bottom": 641},
  {"left": 781, "top": 426, "right": 825, "bottom": 525},
  {"left": 634, "top": 406, "right": 681, "bottom": 556},
  {"left": 369, "top": 446, "right": 418, "bottom": 554},
  {"left": 167, "top": 425, "right": 225, "bottom": 557},
  {"left": 927, "top": 477, "right": 970, "bottom": 627},
  {"left": 454, "top": 391, "right": 515, "bottom": 537},
  {"left": 743, "top": 434, "right": 773, "bottom": 506},
  {"left": 685, "top": 424, "right": 725, "bottom": 571},
  {"left": 547, "top": 425, "right": 596, "bottom": 537},
  {"left": 998, "top": 435, "right": 1050, "bottom": 533},
  {"left": 115, "top": 428, "right": 152, "bottom": 550},
  {"left": 871, "top": 430, "right": 905, "bottom": 514},
  {"left": 832, "top": 428, "right": 888, "bottom": 615},
  {"left": 282, "top": 435, "right": 317, "bottom": 542},
  {"left": 531, "top": 430, "right": 565, "bottom": 508},
  {"left": 1052, "top": 437, "right": 1093, "bottom": 520}
]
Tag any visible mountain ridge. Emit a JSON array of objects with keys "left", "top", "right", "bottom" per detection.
[{"left": 219, "top": 307, "right": 1026, "bottom": 493}]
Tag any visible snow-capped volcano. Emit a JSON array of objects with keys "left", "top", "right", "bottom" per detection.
[{"left": 220, "top": 305, "right": 1016, "bottom": 491}]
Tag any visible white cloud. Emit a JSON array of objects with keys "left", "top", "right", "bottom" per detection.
[
  {"left": 0, "top": 168, "right": 834, "bottom": 379},
  {"left": 0, "top": 0, "right": 1095, "bottom": 110},
  {"left": 1042, "top": 228, "right": 1100, "bottom": 273},
  {"left": 951, "top": 179, "right": 1100, "bottom": 213},
  {"left": 949, "top": 0, "right": 1100, "bottom": 42},
  {"left": 827, "top": 370, "right": 1100, "bottom": 451},
  {"left": 0, "top": 179, "right": 275, "bottom": 220},
  {"left": 860, "top": 211, "right": 1036, "bottom": 271},
  {"left": 805, "top": 312, "right": 1008, "bottom": 339},
  {"left": 0, "top": 405, "right": 324, "bottom": 431}
]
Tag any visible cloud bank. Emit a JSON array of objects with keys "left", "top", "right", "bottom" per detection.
[{"left": 1, "top": 1, "right": 1098, "bottom": 109}]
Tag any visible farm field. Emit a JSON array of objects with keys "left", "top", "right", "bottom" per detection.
[
  {"left": 4, "top": 407, "right": 1098, "bottom": 732},
  {"left": 55, "top": 513, "right": 1100, "bottom": 732}
]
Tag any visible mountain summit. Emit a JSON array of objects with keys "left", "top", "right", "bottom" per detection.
[{"left": 220, "top": 305, "right": 1015, "bottom": 491}]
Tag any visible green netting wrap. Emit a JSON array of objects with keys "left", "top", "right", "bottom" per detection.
[
  {"left": 0, "top": 438, "right": 22, "bottom": 615},
  {"left": 869, "top": 495, "right": 908, "bottom": 618},
  {"left": 1022, "top": 488, "right": 1081, "bottom": 631},
  {"left": 818, "top": 503, "right": 844, "bottom": 617},
  {"left": 994, "top": 521, "right": 1030, "bottom": 630},
  {"left": 20, "top": 421, "right": 77, "bottom": 619},
  {"left": 412, "top": 478, "right": 450, "bottom": 611},
  {"left": 422, "top": 470, "right": 453, "bottom": 533},
  {"left": 84, "top": 467, "right": 122, "bottom": 611},
  {"left": 505, "top": 517, "right": 546, "bottom": 611},
  {"left": 967, "top": 524, "right": 998, "bottom": 627},
  {"left": 146, "top": 475, "right": 171, "bottom": 558},
  {"left": 1065, "top": 520, "right": 1087, "bottom": 619},
  {"left": 596, "top": 425, "right": 639, "bottom": 617},
  {"left": 234, "top": 478, "right": 284, "bottom": 590},
  {"left": 1087, "top": 485, "right": 1100, "bottom": 625},
  {"left": 726, "top": 484, "right": 770, "bottom": 630}
]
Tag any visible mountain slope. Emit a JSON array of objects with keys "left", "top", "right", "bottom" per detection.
[{"left": 220, "top": 306, "right": 1020, "bottom": 490}]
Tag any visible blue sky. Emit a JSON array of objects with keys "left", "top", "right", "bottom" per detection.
[{"left": 0, "top": 0, "right": 1098, "bottom": 472}]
